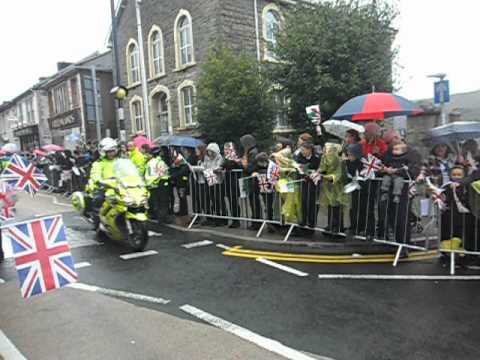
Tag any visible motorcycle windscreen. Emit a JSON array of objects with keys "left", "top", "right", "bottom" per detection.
[{"left": 113, "top": 158, "right": 145, "bottom": 187}]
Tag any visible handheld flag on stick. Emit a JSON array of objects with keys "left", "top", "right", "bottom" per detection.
[
  {"left": 0, "top": 181, "right": 17, "bottom": 221},
  {"left": 3, "top": 215, "right": 77, "bottom": 298},
  {"left": 267, "top": 161, "right": 280, "bottom": 185},
  {"left": 360, "top": 154, "right": 383, "bottom": 179}
]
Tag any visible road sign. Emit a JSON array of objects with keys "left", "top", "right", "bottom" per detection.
[{"left": 434, "top": 80, "right": 450, "bottom": 104}]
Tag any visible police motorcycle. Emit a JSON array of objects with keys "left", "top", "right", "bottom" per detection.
[{"left": 72, "top": 158, "right": 150, "bottom": 251}]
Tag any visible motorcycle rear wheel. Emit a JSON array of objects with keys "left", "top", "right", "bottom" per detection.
[{"left": 128, "top": 220, "right": 148, "bottom": 252}]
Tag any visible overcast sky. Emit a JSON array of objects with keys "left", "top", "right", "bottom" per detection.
[{"left": 0, "top": 0, "right": 478, "bottom": 103}]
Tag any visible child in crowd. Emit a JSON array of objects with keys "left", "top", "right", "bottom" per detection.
[
  {"left": 441, "top": 165, "right": 476, "bottom": 253},
  {"left": 381, "top": 141, "right": 411, "bottom": 203}
]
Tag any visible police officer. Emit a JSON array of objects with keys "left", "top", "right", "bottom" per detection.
[
  {"left": 145, "top": 147, "right": 170, "bottom": 221},
  {"left": 84, "top": 138, "right": 119, "bottom": 227}
]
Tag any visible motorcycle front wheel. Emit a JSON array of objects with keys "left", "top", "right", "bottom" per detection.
[{"left": 128, "top": 220, "right": 148, "bottom": 252}]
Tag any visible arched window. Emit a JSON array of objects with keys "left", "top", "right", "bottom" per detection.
[
  {"left": 177, "top": 81, "right": 196, "bottom": 128},
  {"left": 129, "top": 96, "right": 144, "bottom": 132},
  {"left": 148, "top": 26, "right": 164, "bottom": 78},
  {"left": 262, "top": 5, "right": 282, "bottom": 61},
  {"left": 126, "top": 40, "right": 140, "bottom": 85},
  {"left": 174, "top": 10, "right": 195, "bottom": 69}
]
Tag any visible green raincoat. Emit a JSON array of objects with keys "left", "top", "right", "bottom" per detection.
[{"left": 319, "top": 143, "right": 348, "bottom": 207}]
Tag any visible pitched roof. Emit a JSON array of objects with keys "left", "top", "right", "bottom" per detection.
[{"left": 417, "top": 89, "right": 480, "bottom": 122}]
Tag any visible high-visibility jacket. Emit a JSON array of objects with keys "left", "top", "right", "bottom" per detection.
[
  {"left": 145, "top": 157, "right": 170, "bottom": 189},
  {"left": 129, "top": 148, "right": 146, "bottom": 175},
  {"left": 86, "top": 157, "right": 116, "bottom": 192}
]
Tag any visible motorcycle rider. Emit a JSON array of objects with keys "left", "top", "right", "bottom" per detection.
[{"left": 84, "top": 138, "right": 119, "bottom": 226}]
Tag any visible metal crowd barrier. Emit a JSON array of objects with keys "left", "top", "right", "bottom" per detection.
[
  {"left": 439, "top": 186, "right": 480, "bottom": 275},
  {"left": 41, "top": 164, "right": 89, "bottom": 195},
  {"left": 187, "top": 170, "right": 452, "bottom": 269}
]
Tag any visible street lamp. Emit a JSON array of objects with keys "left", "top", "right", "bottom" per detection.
[{"left": 428, "top": 73, "right": 448, "bottom": 126}]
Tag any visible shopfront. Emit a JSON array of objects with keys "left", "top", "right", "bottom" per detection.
[
  {"left": 14, "top": 125, "right": 40, "bottom": 151},
  {"left": 48, "top": 109, "right": 82, "bottom": 147}
]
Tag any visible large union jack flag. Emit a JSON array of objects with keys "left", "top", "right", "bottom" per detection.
[
  {"left": 0, "top": 154, "right": 48, "bottom": 196},
  {"left": 4, "top": 215, "right": 77, "bottom": 298}
]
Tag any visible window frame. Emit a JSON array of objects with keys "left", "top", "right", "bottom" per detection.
[
  {"left": 148, "top": 25, "right": 165, "bottom": 79},
  {"left": 177, "top": 80, "right": 197, "bottom": 129},
  {"left": 126, "top": 39, "right": 141, "bottom": 86},
  {"left": 262, "top": 4, "right": 283, "bottom": 62},
  {"left": 149, "top": 84, "right": 172, "bottom": 135},
  {"left": 174, "top": 9, "right": 195, "bottom": 70},
  {"left": 129, "top": 96, "right": 144, "bottom": 133}
]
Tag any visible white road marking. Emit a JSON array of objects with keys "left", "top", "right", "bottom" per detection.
[
  {"left": 148, "top": 231, "right": 163, "bottom": 237},
  {"left": 0, "top": 278, "right": 5, "bottom": 284},
  {"left": 68, "top": 283, "right": 170, "bottom": 304},
  {"left": 216, "top": 244, "right": 231, "bottom": 250},
  {"left": 180, "top": 305, "right": 329, "bottom": 360},
  {"left": 317, "top": 274, "right": 480, "bottom": 281},
  {"left": 0, "top": 330, "right": 28, "bottom": 359},
  {"left": 75, "top": 262, "right": 91, "bottom": 269},
  {"left": 120, "top": 250, "right": 158, "bottom": 260},
  {"left": 182, "top": 240, "right": 214, "bottom": 249},
  {"left": 256, "top": 258, "right": 309, "bottom": 277}
]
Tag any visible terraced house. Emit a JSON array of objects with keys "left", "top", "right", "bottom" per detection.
[{"left": 116, "top": 0, "right": 293, "bottom": 139}]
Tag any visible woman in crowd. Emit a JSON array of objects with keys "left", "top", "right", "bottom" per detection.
[
  {"left": 428, "top": 143, "right": 455, "bottom": 186},
  {"left": 318, "top": 141, "right": 348, "bottom": 235},
  {"left": 202, "top": 143, "right": 227, "bottom": 226},
  {"left": 273, "top": 147, "right": 302, "bottom": 224},
  {"left": 240, "top": 134, "right": 261, "bottom": 230},
  {"left": 222, "top": 142, "right": 242, "bottom": 228}
]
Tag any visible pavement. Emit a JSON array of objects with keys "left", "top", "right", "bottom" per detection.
[{"left": 1, "top": 192, "right": 480, "bottom": 360}]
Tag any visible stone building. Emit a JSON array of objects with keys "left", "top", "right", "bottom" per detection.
[
  {"left": 115, "top": 0, "right": 294, "bottom": 139},
  {"left": 39, "top": 51, "right": 117, "bottom": 146},
  {"left": 0, "top": 80, "right": 51, "bottom": 151}
]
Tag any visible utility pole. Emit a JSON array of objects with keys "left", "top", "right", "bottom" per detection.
[
  {"left": 110, "top": 0, "right": 123, "bottom": 135},
  {"left": 135, "top": 0, "right": 152, "bottom": 139},
  {"left": 91, "top": 67, "right": 102, "bottom": 142}
]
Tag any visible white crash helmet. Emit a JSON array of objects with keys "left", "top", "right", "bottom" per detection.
[{"left": 99, "top": 137, "right": 118, "bottom": 157}]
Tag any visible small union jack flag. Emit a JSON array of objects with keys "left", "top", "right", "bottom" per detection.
[
  {"left": 257, "top": 174, "right": 272, "bottom": 193},
  {"left": 267, "top": 161, "right": 280, "bottom": 184},
  {"left": 0, "top": 154, "right": 48, "bottom": 196},
  {"left": 361, "top": 154, "right": 383, "bottom": 179},
  {"left": 425, "top": 177, "right": 446, "bottom": 210},
  {"left": 204, "top": 169, "right": 219, "bottom": 187},
  {"left": 0, "top": 181, "right": 16, "bottom": 221},
  {"left": 4, "top": 215, "right": 77, "bottom": 298}
]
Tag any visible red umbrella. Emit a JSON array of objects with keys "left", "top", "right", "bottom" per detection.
[
  {"left": 34, "top": 149, "right": 47, "bottom": 157},
  {"left": 332, "top": 92, "right": 423, "bottom": 121},
  {"left": 42, "top": 144, "right": 64, "bottom": 152}
]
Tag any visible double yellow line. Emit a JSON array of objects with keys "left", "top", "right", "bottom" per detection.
[{"left": 223, "top": 247, "right": 439, "bottom": 264}]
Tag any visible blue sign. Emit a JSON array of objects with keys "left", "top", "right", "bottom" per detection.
[{"left": 434, "top": 80, "right": 450, "bottom": 104}]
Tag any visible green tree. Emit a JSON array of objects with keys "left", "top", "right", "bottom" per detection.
[
  {"left": 197, "top": 45, "right": 275, "bottom": 149},
  {"left": 269, "top": 0, "right": 397, "bottom": 134}
]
